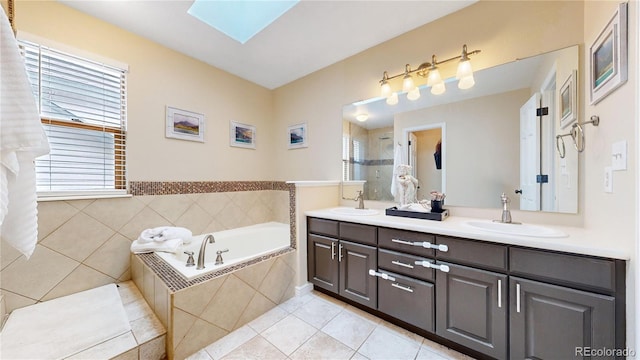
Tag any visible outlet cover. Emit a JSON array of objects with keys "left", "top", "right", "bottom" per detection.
[{"left": 611, "top": 141, "right": 627, "bottom": 171}]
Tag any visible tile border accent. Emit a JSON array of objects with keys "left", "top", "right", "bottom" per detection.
[
  {"left": 136, "top": 248, "right": 295, "bottom": 293},
  {"left": 129, "top": 181, "right": 291, "bottom": 196},
  {"left": 129, "top": 181, "right": 297, "bottom": 293}
]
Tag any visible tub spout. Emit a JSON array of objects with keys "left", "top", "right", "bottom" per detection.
[{"left": 196, "top": 234, "right": 215, "bottom": 270}]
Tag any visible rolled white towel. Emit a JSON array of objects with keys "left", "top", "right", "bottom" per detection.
[
  {"left": 130, "top": 238, "right": 183, "bottom": 254},
  {"left": 138, "top": 226, "right": 193, "bottom": 244}
]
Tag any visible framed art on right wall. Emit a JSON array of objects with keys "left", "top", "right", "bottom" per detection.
[{"left": 590, "top": 2, "right": 628, "bottom": 105}]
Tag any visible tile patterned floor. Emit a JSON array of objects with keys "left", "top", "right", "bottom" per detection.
[{"left": 187, "top": 290, "right": 475, "bottom": 360}]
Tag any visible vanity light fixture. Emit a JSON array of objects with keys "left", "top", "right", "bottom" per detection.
[{"left": 379, "top": 44, "right": 480, "bottom": 104}]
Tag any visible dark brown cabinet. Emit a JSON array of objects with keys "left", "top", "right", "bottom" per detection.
[
  {"left": 307, "top": 217, "right": 626, "bottom": 360},
  {"left": 510, "top": 277, "right": 616, "bottom": 359},
  {"left": 307, "top": 218, "right": 378, "bottom": 308},
  {"left": 307, "top": 233, "right": 338, "bottom": 293},
  {"left": 339, "top": 240, "right": 377, "bottom": 307},
  {"left": 436, "top": 262, "right": 508, "bottom": 359}
]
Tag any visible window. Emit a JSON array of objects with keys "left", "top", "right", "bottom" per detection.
[{"left": 20, "top": 40, "right": 127, "bottom": 197}]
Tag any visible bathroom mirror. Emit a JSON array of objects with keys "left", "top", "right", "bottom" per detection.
[{"left": 343, "top": 45, "right": 579, "bottom": 213}]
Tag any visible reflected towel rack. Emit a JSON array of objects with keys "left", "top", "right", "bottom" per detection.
[{"left": 556, "top": 115, "right": 600, "bottom": 158}]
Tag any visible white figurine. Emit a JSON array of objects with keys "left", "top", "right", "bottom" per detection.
[{"left": 395, "top": 164, "right": 418, "bottom": 207}]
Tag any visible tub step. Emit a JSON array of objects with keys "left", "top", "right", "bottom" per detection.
[{"left": 0, "top": 284, "right": 131, "bottom": 359}]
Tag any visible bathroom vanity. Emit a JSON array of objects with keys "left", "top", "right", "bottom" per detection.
[{"left": 305, "top": 209, "right": 627, "bottom": 360}]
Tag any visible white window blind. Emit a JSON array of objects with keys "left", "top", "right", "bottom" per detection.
[{"left": 20, "top": 40, "right": 127, "bottom": 196}]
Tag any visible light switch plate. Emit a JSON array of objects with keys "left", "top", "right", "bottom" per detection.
[
  {"left": 611, "top": 141, "right": 627, "bottom": 171},
  {"left": 604, "top": 167, "right": 613, "bottom": 193}
]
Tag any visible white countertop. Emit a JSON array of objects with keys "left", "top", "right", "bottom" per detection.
[{"left": 305, "top": 207, "right": 630, "bottom": 260}]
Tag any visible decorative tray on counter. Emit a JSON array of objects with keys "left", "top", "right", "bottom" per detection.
[{"left": 385, "top": 207, "right": 449, "bottom": 221}]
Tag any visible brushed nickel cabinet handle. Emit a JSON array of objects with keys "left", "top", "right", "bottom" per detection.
[
  {"left": 392, "top": 283, "right": 414, "bottom": 293},
  {"left": 391, "top": 260, "right": 414, "bottom": 269}
]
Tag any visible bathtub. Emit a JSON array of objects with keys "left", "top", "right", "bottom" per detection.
[{"left": 155, "top": 221, "right": 291, "bottom": 280}]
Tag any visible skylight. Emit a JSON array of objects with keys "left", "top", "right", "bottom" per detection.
[{"left": 188, "top": 0, "right": 299, "bottom": 44}]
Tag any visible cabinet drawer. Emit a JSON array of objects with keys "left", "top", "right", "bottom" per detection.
[
  {"left": 378, "top": 228, "right": 436, "bottom": 258},
  {"left": 510, "top": 247, "right": 617, "bottom": 293},
  {"left": 436, "top": 236, "right": 508, "bottom": 271},
  {"left": 340, "top": 222, "right": 377, "bottom": 246},
  {"left": 378, "top": 249, "right": 435, "bottom": 282},
  {"left": 308, "top": 217, "right": 339, "bottom": 237},
  {"left": 378, "top": 271, "right": 434, "bottom": 332}
]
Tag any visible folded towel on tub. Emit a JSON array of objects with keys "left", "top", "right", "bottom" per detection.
[
  {"left": 130, "top": 238, "right": 183, "bottom": 254},
  {"left": 137, "top": 226, "right": 193, "bottom": 244}
]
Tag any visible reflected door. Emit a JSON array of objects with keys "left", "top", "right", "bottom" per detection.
[{"left": 519, "top": 94, "right": 541, "bottom": 211}]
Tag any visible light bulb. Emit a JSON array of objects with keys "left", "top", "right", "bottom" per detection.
[
  {"left": 380, "top": 80, "right": 391, "bottom": 98},
  {"left": 356, "top": 113, "right": 368, "bottom": 122},
  {"left": 456, "top": 59, "right": 475, "bottom": 89},
  {"left": 386, "top": 92, "right": 399, "bottom": 105},
  {"left": 458, "top": 75, "right": 475, "bottom": 89},
  {"left": 431, "top": 82, "right": 445, "bottom": 95},
  {"left": 407, "top": 87, "right": 421, "bottom": 101},
  {"left": 427, "top": 67, "right": 445, "bottom": 95},
  {"left": 402, "top": 74, "right": 415, "bottom": 92}
]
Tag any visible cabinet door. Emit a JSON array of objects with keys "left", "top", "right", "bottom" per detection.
[
  {"left": 307, "top": 234, "right": 339, "bottom": 293},
  {"left": 378, "top": 270, "right": 434, "bottom": 332},
  {"left": 436, "top": 262, "right": 507, "bottom": 360},
  {"left": 510, "top": 277, "right": 615, "bottom": 359},
  {"left": 339, "top": 240, "right": 377, "bottom": 308}
]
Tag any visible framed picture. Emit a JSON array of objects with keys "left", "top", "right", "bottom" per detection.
[
  {"left": 287, "top": 123, "right": 308, "bottom": 149},
  {"left": 230, "top": 121, "right": 256, "bottom": 149},
  {"left": 589, "top": 2, "right": 627, "bottom": 105},
  {"left": 166, "top": 106, "right": 205, "bottom": 142},
  {"left": 559, "top": 70, "right": 577, "bottom": 129}
]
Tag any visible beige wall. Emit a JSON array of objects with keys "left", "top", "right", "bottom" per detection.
[{"left": 15, "top": 1, "right": 275, "bottom": 182}]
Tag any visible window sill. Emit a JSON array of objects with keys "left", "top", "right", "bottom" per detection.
[{"left": 37, "top": 191, "right": 132, "bottom": 202}]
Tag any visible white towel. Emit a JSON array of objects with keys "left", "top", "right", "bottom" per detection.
[
  {"left": 0, "top": 7, "right": 50, "bottom": 259},
  {"left": 130, "top": 238, "right": 183, "bottom": 254},
  {"left": 137, "top": 226, "right": 193, "bottom": 244},
  {"left": 390, "top": 143, "right": 406, "bottom": 201}
]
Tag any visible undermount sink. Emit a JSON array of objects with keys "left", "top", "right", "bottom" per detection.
[
  {"left": 464, "top": 220, "right": 568, "bottom": 238},
  {"left": 331, "top": 207, "right": 379, "bottom": 216}
]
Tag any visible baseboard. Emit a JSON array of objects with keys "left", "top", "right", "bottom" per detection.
[{"left": 295, "top": 282, "right": 313, "bottom": 296}]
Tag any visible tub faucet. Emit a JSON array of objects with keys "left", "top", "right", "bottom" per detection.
[
  {"left": 196, "top": 234, "right": 215, "bottom": 270},
  {"left": 354, "top": 190, "right": 365, "bottom": 209}
]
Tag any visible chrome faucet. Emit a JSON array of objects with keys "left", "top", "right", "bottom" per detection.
[
  {"left": 354, "top": 190, "right": 365, "bottom": 210},
  {"left": 196, "top": 234, "right": 215, "bottom": 270},
  {"left": 499, "top": 193, "right": 512, "bottom": 223}
]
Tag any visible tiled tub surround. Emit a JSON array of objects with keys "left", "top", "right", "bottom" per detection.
[
  {"left": 132, "top": 249, "right": 297, "bottom": 360},
  {"left": 1, "top": 181, "right": 293, "bottom": 316}
]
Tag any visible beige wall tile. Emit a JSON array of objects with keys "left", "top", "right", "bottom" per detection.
[
  {"left": 174, "top": 275, "right": 226, "bottom": 317},
  {"left": 233, "top": 258, "right": 274, "bottom": 290},
  {"left": 131, "top": 314, "right": 166, "bottom": 345},
  {"left": 142, "top": 266, "right": 156, "bottom": 308},
  {"left": 229, "top": 191, "right": 259, "bottom": 213},
  {"left": 174, "top": 203, "right": 213, "bottom": 235},
  {"left": 139, "top": 334, "right": 166, "bottom": 360},
  {"left": 147, "top": 194, "right": 194, "bottom": 223},
  {"left": 196, "top": 193, "right": 232, "bottom": 218},
  {"left": 172, "top": 307, "right": 198, "bottom": 352},
  {"left": 200, "top": 275, "right": 255, "bottom": 331},
  {"left": 84, "top": 233, "right": 132, "bottom": 279},
  {"left": 119, "top": 207, "right": 172, "bottom": 241},
  {"left": 83, "top": 197, "right": 146, "bottom": 231},
  {"left": 40, "top": 212, "right": 114, "bottom": 262},
  {"left": 1, "top": 245, "right": 78, "bottom": 300},
  {"left": 201, "top": 219, "right": 225, "bottom": 234},
  {"left": 118, "top": 281, "right": 144, "bottom": 305},
  {"left": 64, "top": 199, "right": 96, "bottom": 211},
  {"left": 2, "top": 290, "right": 37, "bottom": 314},
  {"left": 233, "top": 292, "right": 276, "bottom": 331},
  {"left": 215, "top": 203, "right": 249, "bottom": 230},
  {"left": 154, "top": 277, "right": 169, "bottom": 328},
  {"left": 1, "top": 239, "right": 22, "bottom": 271},
  {"left": 36, "top": 201, "right": 79, "bottom": 241},
  {"left": 41, "top": 265, "right": 114, "bottom": 302},
  {"left": 173, "top": 319, "right": 227, "bottom": 360},
  {"left": 258, "top": 258, "right": 295, "bottom": 304},
  {"left": 131, "top": 255, "right": 143, "bottom": 291}
]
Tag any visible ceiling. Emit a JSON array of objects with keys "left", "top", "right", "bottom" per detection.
[{"left": 56, "top": 0, "right": 477, "bottom": 89}]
